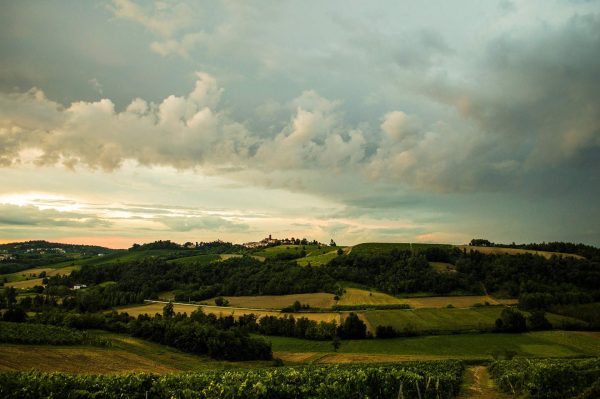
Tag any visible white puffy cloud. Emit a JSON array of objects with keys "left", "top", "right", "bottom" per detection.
[
  {"left": 254, "top": 90, "right": 367, "bottom": 172},
  {"left": 0, "top": 72, "right": 253, "bottom": 171}
]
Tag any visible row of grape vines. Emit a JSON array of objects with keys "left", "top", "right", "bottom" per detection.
[
  {"left": 489, "top": 358, "right": 600, "bottom": 399},
  {"left": 0, "top": 361, "right": 463, "bottom": 399}
]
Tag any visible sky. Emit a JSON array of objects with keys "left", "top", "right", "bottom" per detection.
[{"left": 0, "top": 0, "right": 599, "bottom": 248}]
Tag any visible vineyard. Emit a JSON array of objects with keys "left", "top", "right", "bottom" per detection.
[
  {"left": 0, "top": 321, "right": 107, "bottom": 346},
  {"left": 489, "top": 358, "right": 600, "bottom": 398},
  {"left": 0, "top": 361, "right": 463, "bottom": 399}
]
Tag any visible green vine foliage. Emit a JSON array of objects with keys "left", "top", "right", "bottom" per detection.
[{"left": 0, "top": 361, "right": 463, "bottom": 399}]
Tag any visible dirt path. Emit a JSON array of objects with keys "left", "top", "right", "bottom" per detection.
[{"left": 458, "top": 366, "right": 511, "bottom": 399}]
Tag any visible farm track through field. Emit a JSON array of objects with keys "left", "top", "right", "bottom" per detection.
[{"left": 457, "top": 366, "right": 511, "bottom": 399}]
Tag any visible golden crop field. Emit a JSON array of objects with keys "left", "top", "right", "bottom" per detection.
[
  {"left": 5, "top": 278, "right": 44, "bottom": 289},
  {"left": 337, "top": 288, "right": 406, "bottom": 306},
  {"left": 457, "top": 245, "right": 584, "bottom": 259},
  {"left": 209, "top": 292, "right": 337, "bottom": 309},
  {"left": 117, "top": 302, "right": 348, "bottom": 324}
]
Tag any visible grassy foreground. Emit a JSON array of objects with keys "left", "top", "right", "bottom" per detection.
[{"left": 0, "top": 331, "right": 273, "bottom": 374}]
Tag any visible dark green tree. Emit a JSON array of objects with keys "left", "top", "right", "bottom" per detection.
[
  {"left": 163, "top": 301, "right": 175, "bottom": 319},
  {"left": 495, "top": 308, "right": 527, "bottom": 333}
]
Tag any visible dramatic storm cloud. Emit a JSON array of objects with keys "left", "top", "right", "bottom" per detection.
[{"left": 0, "top": 0, "right": 598, "bottom": 247}]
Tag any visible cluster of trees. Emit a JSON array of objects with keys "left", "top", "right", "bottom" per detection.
[
  {"left": 130, "top": 312, "right": 272, "bottom": 361},
  {"left": 256, "top": 312, "right": 367, "bottom": 340},
  {"left": 129, "top": 240, "right": 245, "bottom": 254},
  {"left": 323, "top": 250, "right": 472, "bottom": 295},
  {"left": 257, "top": 315, "right": 338, "bottom": 340},
  {"left": 494, "top": 308, "right": 552, "bottom": 333},
  {"left": 281, "top": 300, "right": 312, "bottom": 312},
  {"left": 456, "top": 251, "right": 600, "bottom": 307}
]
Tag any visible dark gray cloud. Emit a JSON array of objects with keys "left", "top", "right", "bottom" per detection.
[{"left": 423, "top": 13, "right": 600, "bottom": 193}]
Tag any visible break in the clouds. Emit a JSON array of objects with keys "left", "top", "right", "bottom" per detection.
[{"left": 0, "top": 0, "right": 599, "bottom": 247}]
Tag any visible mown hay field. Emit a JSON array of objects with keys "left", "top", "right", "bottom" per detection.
[
  {"left": 457, "top": 245, "right": 584, "bottom": 259},
  {"left": 207, "top": 292, "right": 337, "bottom": 309},
  {"left": 337, "top": 288, "right": 405, "bottom": 306}
]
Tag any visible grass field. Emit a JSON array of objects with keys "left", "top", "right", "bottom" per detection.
[
  {"left": 364, "top": 306, "right": 578, "bottom": 333},
  {"left": 207, "top": 293, "right": 337, "bottom": 309},
  {"left": 457, "top": 245, "right": 584, "bottom": 259},
  {"left": 338, "top": 288, "right": 405, "bottom": 306},
  {"left": 266, "top": 331, "right": 600, "bottom": 360},
  {"left": 430, "top": 262, "right": 456, "bottom": 273},
  {"left": 296, "top": 250, "right": 340, "bottom": 266},
  {"left": 401, "top": 296, "right": 517, "bottom": 309},
  {"left": 2, "top": 265, "right": 78, "bottom": 285},
  {"left": 0, "top": 332, "right": 272, "bottom": 374},
  {"left": 166, "top": 254, "right": 221, "bottom": 266},
  {"left": 117, "top": 302, "right": 348, "bottom": 324},
  {"left": 337, "top": 288, "right": 516, "bottom": 309}
]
